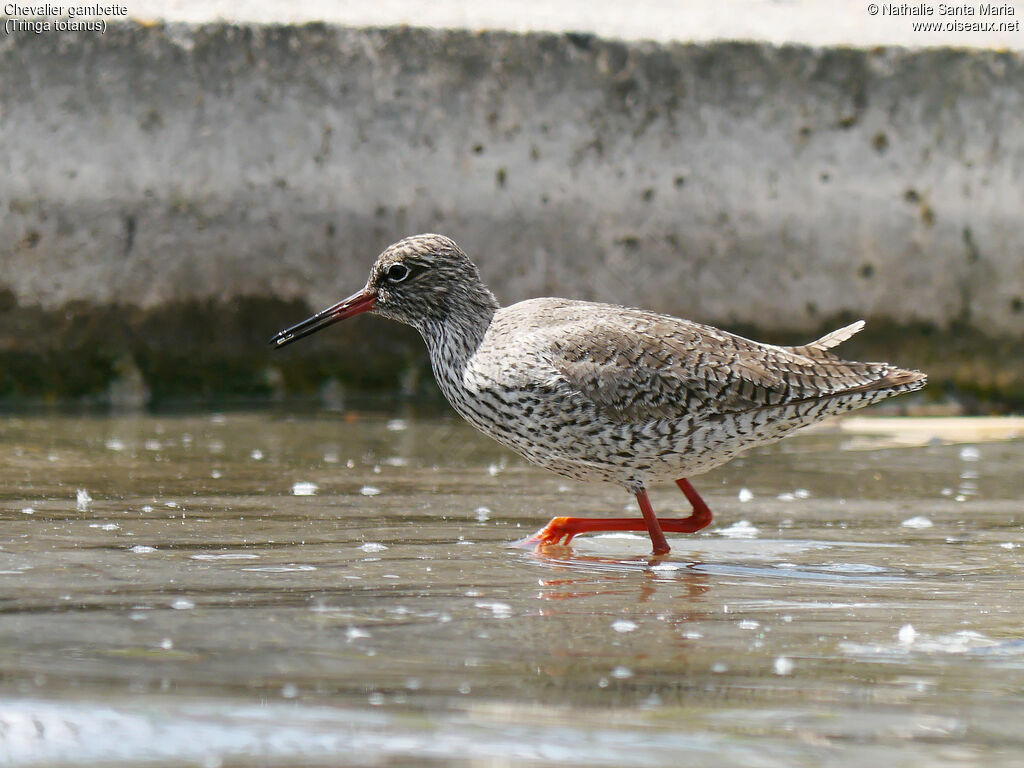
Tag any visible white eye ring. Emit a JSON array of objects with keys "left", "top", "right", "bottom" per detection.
[{"left": 386, "top": 263, "right": 410, "bottom": 282}]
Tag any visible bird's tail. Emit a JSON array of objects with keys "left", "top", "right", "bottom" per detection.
[
  {"left": 876, "top": 366, "right": 927, "bottom": 390},
  {"left": 854, "top": 366, "right": 928, "bottom": 397},
  {"left": 789, "top": 320, "right": 927, "bottom": 397}
]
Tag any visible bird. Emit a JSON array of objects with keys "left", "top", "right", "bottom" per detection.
[{"left": 271, "top": 234, "right": 927, "bottom": 556}]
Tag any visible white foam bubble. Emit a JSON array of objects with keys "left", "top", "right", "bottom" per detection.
[
  {"left": 291, "top": 481, "right": 318, "bottom": 496},
  {"left": 773, "top": 656, "right": 795, "bottom": 675},
  {"left": 717, "top": 520, "right": 759, "bottom": 538},
  {"left": 75, "top": 489, "right": 92, "bottom": 511}
]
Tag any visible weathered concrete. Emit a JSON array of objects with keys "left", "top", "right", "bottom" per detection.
[
  {"left": 126, "top": 0, "right": 1024, "bottom": 51},
  {"left": 1, "top": 24, "right": 1022, "bottom": 406}
]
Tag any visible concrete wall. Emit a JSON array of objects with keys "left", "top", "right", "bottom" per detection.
[{"left": 1, "top": 23, "right": 1022, "bottom": 407}]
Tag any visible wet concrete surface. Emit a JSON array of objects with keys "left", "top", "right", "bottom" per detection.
[{"left": 1, "top": 410, "right": 1023, "bottom": 766}]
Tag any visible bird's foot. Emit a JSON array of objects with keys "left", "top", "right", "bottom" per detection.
[
  {"left": 515, "top": 516, "right": 581, "bottom": 549},
  {"left": 512, "top": 482, "right": 712, "bottom": 555},
  {"left": 516, "top": 516, "right": 670, "bottom": 551}
]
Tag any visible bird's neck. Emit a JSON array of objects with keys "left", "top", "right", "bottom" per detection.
[{"left": 420, "top": 286, "right": 500, "bottom": 371}]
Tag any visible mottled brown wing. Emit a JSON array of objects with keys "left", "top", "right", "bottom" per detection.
[{"left": 548, "top": 311, "right": 893, "bottom": 424}]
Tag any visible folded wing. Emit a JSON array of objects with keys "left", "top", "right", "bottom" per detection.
[{"left": 542, "top": 310, "right": 922, "bottom": 423}]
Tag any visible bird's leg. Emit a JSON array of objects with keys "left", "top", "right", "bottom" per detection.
[
  {"left": 520, "top": 479, "right": 713, "bottom": 555},
  {"left": 671, "top": 478, "right": 714, "bottom": 532},
  {"left": 636, "top": 489, "right": 670, "bottom": 555}
]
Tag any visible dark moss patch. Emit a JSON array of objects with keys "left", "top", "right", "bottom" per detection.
[
  {"left": 564, "top": 31, "right": 595, "bottom": 51},
  {"left": 0, "top": 296, "right": 1021, "bottom": 411},
  {"left": 962, "top": 226, "right": 981, "bottom": 263},
  {"left": 0, "top": 294, "right": 430, "bottom": 407},
  {"left": 0, "top": 288, "right": 16, "bottom": 313}
]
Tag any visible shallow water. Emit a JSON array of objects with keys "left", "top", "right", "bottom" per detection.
[{"left": 1, "top": 410, "right": 1023, "bottom": 767}]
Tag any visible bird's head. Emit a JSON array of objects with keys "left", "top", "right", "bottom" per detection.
[{"left": 270, "top": 234, "right": 497, "bottom": 348}]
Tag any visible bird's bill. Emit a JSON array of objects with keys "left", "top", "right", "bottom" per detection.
[{"left": 269, "top": 289, "right": 376, "bottom": 349}]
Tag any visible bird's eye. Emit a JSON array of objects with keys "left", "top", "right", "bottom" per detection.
[{"left": 386, "top": 263, "right": 410, "bottom": 283}]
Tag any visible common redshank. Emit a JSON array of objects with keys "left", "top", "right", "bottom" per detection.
[{"left": 271, "top": 234, "right": 927, "bottom": 555}]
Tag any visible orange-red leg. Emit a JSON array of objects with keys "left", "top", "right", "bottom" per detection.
[
  {"left": 522, "top": 478, "right": 715, "bottom": 554},
  {"left": 673, "top": 478, "right": 713, "bottom": 532}
]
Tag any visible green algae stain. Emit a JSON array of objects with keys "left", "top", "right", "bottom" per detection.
[
  {"left": 0, "top": 291, "right": 1020, "bottom": 411},
  {"left": 0, "top": 291, "right": 428, "bottom": 407}
]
